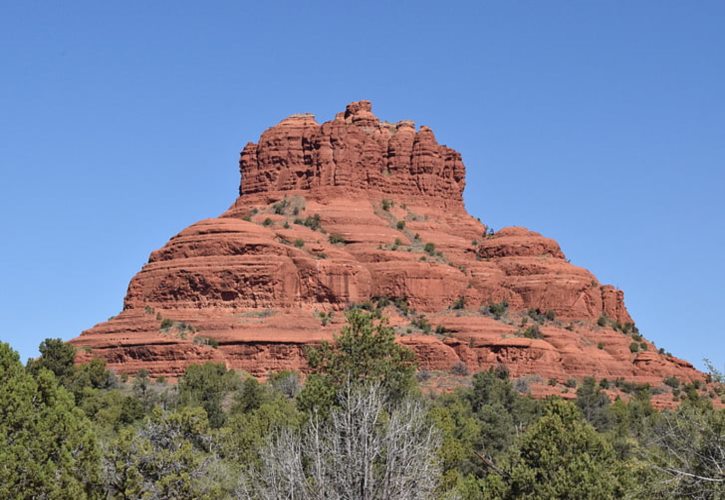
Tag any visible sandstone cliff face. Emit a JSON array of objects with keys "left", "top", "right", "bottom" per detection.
[{"left": 71, "top": 101, "right": 702, "bottom": 401}]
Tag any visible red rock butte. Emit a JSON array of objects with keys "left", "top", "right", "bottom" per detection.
[{"left": 71, "top": 100, "right": 702, "bottom": 401}]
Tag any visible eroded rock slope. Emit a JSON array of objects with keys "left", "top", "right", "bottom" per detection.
[{"left": 72, "top": 101, "right": 702, "bottom": 401}]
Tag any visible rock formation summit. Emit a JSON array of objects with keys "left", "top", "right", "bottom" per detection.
[{"left": 72, "top": 101, "right": 702, "bottom": 400}]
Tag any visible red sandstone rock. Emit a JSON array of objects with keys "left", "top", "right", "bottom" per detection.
[{"left": 71, "top": 101, "right": 705, "bottom": 399}]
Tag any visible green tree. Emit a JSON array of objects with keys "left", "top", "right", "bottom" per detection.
[
  {"left": 494, "top": 398, "right": 626, "bottom": 499},
  {"left": 220, "top": 391, "right": 302, "bottom": 467},
  {"left": 26, "top": 337, "right": 76, "bottom": 382},
  {"left": 575, "top": 376, "right": 612, "bottom": 431},
  {"left": 0, "top": 342, "right": 101, "bottom": 498},
  {"left": 178, "top": 362, "right": 239, "bottom": 428},
  {"left": 66, "top": 357, "right": 118, "bottom": 405},
  {"left": 298, "top": 310, "right": 416, "bottom": 412},
  {"left": 77, "top": 388, "right": 146, "bottom": 434},
  {"left": 232, "top": 376, "right": 269, "bottom": 414},
  {"left": 467, "top": 368, "right": 541, "bottom": 439},
  {"left": 429, "top": 392, "right": 482, "bottom": 491},
  {"left": 103, "top": 407, "right": 233, "bottom": 498}
]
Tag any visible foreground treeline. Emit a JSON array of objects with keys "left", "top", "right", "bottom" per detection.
[{"left": 1, "top": 311, "right": 723, "bottom": 499}]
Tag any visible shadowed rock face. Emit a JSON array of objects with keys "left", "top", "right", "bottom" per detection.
[{"left": 71, "top": 101, "right": 703, "bottom": 402}]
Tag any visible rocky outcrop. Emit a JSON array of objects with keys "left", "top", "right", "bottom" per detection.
[
  {"left": 71, "top": 101, "right": 704, "bottom": 401},
  {"left": 239, "top": 101, "right": 465, "bottom": 203}
]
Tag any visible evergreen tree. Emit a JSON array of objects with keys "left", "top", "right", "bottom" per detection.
[
  {"left": 178, "top": 362, "right": 239, "bottom": 428},
  {"left": 0, "top": 342, "right": 101, "bottom": 498},
  {"left": 495, "top": 399, "right": 626, "bottom": 499},
  {"left": 576, "top": 376, "right": 612, "bottom": 431},
  {"left": 297, "top": 310, "right": 416, "bottom": 412},
  {"left": 103, "top": 407, "right": 233, "bottom": 499},
  {"left": 26, "top": 337, "right": 76, "bottom": 382}
]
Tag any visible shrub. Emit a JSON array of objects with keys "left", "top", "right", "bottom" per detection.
[
  {"left": 451, "top": 362, "right": 469, "bottom": 376},
  {"left": 487, "top": 301, "right": 509, "bottom": 320},
  {"left": 548, "top": 378, "right": 558, "bottom": 386},
  {"left": 565, "top": 378, "right": 577, "bottom": 388},
  {"left": 423, "top": 242, "right": 436, "bottom": 255},
  {"left": 545, "top": 309, "right": 556, "bottom": 321},
  {"left": 272, "top": 199, "right": 289, "bottom": 215},
  {"left": 527, "top": 309, "right": 547, "bottom": 324},
  {"left": 329, "top": 233, "right": 346, "bottom": 244},
  {"left": 294, "top": 239, "right": 304, "bottom": 248},
  {"left": 262, "top": 217, "right": 273, "bottom": 227},
  {"left": 160, "top": 318, "right": 174, "bottom": 330},
  {"left": 283, "top": 221, "right": 290, "bottom": 229},
  {"left": 193, "top": 336, "right": 219, "bottom": 348},
  {"left": 411, "top": 315, "right": 432, "bottom": 334},
  {"left": 451, "top": 296, "right": 466, "bottom": 310},
  {"left": 381, "top": 199, "right": 393, "bottom": 211},
  {"left": 434, "top": 325, "right": 449, "bottom": 335},
  {"left": 597, "top": 342, "right": 605, "bottom": 350},
  {"left": 629, "top": 342, "right": 640, "bottom": 353},
  {"left": 597, "top": 315, "right": 608, "bottom": 327},
  {"left": 396, "top": 220, "right": 406, "bottom": 230},
  {"left": 392, "top": 297, "right": 410, "bottom": 316},
  {"left": 318, "top": 311, "right": 334, "bottom": 326},
  {"left": 663, "top": 376, "right": 680, "bottom": 389},
  {"left": 520, "top": 325, "right": 542, "bottom": 339},
  {"left": 599, "top": 378, "right": 610, "bottom": 389},
  {"left": 302, "top": 214, "right": 321, "bottom": 231}
]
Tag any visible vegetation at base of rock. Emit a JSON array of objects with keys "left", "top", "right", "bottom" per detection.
[
  {"left": 4, "top": 314, "right": 723, "bottom": 499},
  {"left": 485, "top": 301, "right": 509, "bottom": 320},
  {"left": 298, "top": 310, "right": 417, "bottom": 412},
  {"left": 411, "top": 314, "right": 432, "bottom": 333},
  {"left": 452, "top": 296, "right": 466, "bottom": 310},
  {"left": 272, "top": 198, "right": 289, "bottom": 215},
  {"left": 328, "top": 233, "right": 346, "bottom": 244},
  {"left": 193, "top": 335, "right": 219, "bottom": 348},
  {"left": 518, "top": 325, "right": 542, "bottom": 339}
]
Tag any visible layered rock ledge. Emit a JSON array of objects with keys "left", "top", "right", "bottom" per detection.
[{"left": 71, "top": 101, "right": 703, "bottom": 403}]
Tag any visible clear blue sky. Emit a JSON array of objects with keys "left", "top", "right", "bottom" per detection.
[{"left": 1, "top": 2, "right": 723, "bottom": 371}]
